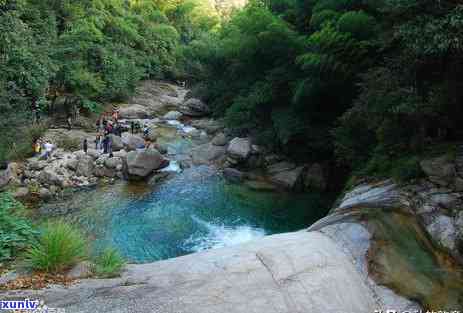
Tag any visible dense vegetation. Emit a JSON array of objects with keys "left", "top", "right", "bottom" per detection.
[
  {"left": 0, "top": 192, "right": 126, "bottom": 275},
  {"left": 0, "top": 193, "right": 36, "bottom": 262},
  {"left": 185, "top": 0, "right": 463, "bottom": 179},
  {"left": 2, "top": 0, "right": 463, "bottom": 178},
  {"left": 0, "top": 0, "right": 221, "bottom": 163}
]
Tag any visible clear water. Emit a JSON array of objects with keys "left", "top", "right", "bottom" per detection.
[
  {"left": 40, "top": 164, "right": 330, "bottom": 264},
  {"left": 39, "top": 124, "right": 331, "bottom": 263}
]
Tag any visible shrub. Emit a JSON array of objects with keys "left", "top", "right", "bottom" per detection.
[
  {"left": 0, "top": 193, "right": 37, "bottom": 262},
  {"left": 310, "top": 9, "right": 340, "bottom": 30},
  {"left": 391, "top": 156, "right": 423, "bottom": 182},
  {"left": 360, "top": 150, "right": 424, "bottom": 183},
  {"left": 337, "top": 10, "right": 377, "bottom": 40},
  {"left": 94, "top": 247, "right": 125, "bottom": 278},
  {"left": 24, "top": 221, "right": 88, "bottom": 273}
]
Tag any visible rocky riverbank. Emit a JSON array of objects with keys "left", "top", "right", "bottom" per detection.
[
  {"left": 1, "top": 81, "right": 462, "bottom": 312},
  {"left": 5, "top": 170, "right": 463, "bottom": 312},
  {"left": 0, "top": 81, "right": 328, "bottom": 202},
  {"left": 3, "top": 153, "right": 463, "bottom": 312}
]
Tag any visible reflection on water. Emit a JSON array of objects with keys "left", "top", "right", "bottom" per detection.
[
  {"left": 40, "top": 165, "right": 331, "bottom": 263},
  {"left": 365, "top": 210, "right": 463, "bottom": 311}
]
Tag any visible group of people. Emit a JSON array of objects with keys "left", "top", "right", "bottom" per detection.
[
  {"left": 93, "top": 110, "right": 122, "bottom": 157},
  {"left": 33, "top": 108, "right": 156, "bottom": 160},
  {"left": 33, "top": 139, "right": 55, "bottom": 160}
]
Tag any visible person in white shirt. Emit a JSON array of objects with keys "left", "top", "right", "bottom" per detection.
[{"left": 43, "top": 141, "right": 54, "bottom": 160}]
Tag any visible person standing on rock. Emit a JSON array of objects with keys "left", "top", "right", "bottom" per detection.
[
  {"left": 114, "top": 123, "right": 122, "bottom": 136},
  {"left": 67, "top": 115, "right": 72, "bottom": 131},
  {"left": 102, "top": 134, "right": 108, "bottom": 154},
  {"left": 96, "top": 118, "right": 101, "bottom": 132},
  {"left": 143, "top": 124, "right": 149, "bottom": 138},
  {"left": 95, "top": 134, "right": 101, "bottom": 150},
  {"left": 108, "top": 135, "right": 113, "bottom": 157},
  {"left": 34, "top": 139, "right": 42, "bottom": 156},
  {"left": 43, "top": 141, "right": 54, "bottom": 160},
  {"left": 131, "top": 121, "right": 135, "bottom": 134},
  {"left": 145, "top": 138, "right": 152, "bottom": 150},
  {"left": 83, "top": 139, "right": 88, "bottom": 154},
  {"left": 106, "top": 121, "right": 113, "bottom": 134}
]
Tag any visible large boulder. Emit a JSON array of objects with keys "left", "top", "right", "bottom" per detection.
[
  {"left": 163, "top": 111, "right": 183, "bottom": 120},
  {"left": 180, "top": 98, "right": 210, "bottom": 117},
  {"left": 94, "top": 165, "right": 116, "bottom": 178},
  {"left": 0, "top": 231, "right": 396, "bottom": 313},
  {"left": 304, "top": 163, "right": 327, "bottom": 191},
  {"left": 76, "top": 155, "right": 95, "bottom": 177},
  {"left": 65, "top": 158, "right": 78, "bottom": 171},
  {"left": 118, "top": 104, "right": 151, "bottom": 119},
  {"left": 191, "top": 143, "right": 227, "bottom": 165},
  {"left": 87, "top": 149, "right": 102, "bottom": 160},
  {"left": 109, "top": 135, "right": 124, "bottom": 151},
  {"left": 122, "top": 133, "right": 145, "bottom": 151},
  {"left": 126, "top": 149, "right": 164, "bottom": 178},
  {"left": 420, "top": 156, "right": 456, "bottom": 187},
  {"left": 104, "top": 157, "right": 123, "bottom": 170},
  {"left": 270, "top": 166, "right": 305, "bottom": 191},
  {"left": 39, "top": 168, "right": 65, "bottom": 186},
  {"left": 227, "top": 138, "right": 251, "bottom": 161}
]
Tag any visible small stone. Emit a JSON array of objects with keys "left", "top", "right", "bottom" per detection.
[
  {"left": 39, "top": 187, "right": 53, "bottom": 200},
  {"left": 13, "top": 187, "right": 29, "bottom": 198},
  {"left": 67, "top": 261, "right": 94, "bottom": 279}
]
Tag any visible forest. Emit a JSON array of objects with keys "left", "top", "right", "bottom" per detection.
[{"left": 2, "top": 0, "right": 463, "bottom": 180}]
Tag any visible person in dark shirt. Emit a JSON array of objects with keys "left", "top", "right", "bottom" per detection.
[{"left": 83, "top": 139, "right": 88, "bottom": 154}]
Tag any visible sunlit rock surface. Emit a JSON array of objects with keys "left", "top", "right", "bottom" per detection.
[{"left": 4, "top": 232, "right": 380, "bottom": 313}]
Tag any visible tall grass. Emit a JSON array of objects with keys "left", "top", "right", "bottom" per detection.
[
  {"left": 94, "top": 247, "right": 125, "bottom": 278},
  {"left": 24, "top": 221, "right": 88, "bottom": 273}
]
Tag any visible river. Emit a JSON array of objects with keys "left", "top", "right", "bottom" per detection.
[{"left": 38, "top": 123, "right": 333, "bottom": 263}]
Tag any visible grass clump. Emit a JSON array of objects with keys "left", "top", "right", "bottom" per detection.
[
  {"left": 94, "top": 247, "right": 125, "bottom": 278},
  {"left": 24, "top": 221, "right": 88, "bottom": 273},
  {"left": 0, "top": 193, "right": 37, "bottom": 262}
]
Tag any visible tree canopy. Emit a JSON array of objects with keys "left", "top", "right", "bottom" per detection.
[{"left": 3, "top": 0, "right": 463, "bottom": 180}]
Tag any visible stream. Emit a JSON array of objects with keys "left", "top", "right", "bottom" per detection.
[{"left": 39, "top": 122, "right": 332, "bottom": 263}]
